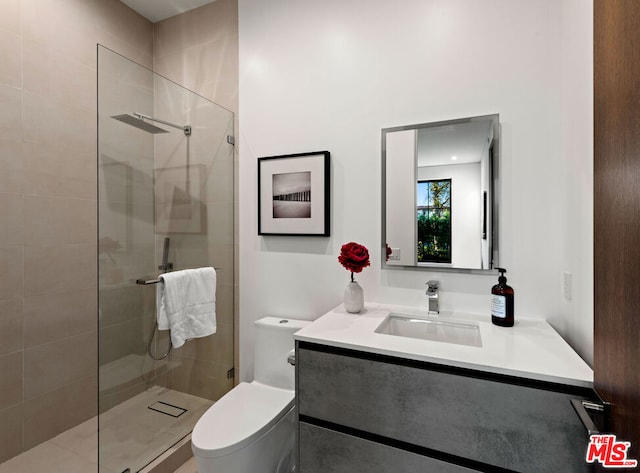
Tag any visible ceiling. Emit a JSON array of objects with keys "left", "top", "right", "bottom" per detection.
[
  {"left": 120, "top": 0, "right": 217, "bottom": 23},
  {"left": 416, "top": 120, "right": 493, "bottom": 167}
]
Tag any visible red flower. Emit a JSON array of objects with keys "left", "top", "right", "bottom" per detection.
[{"left": 339, "top": 242, "right": 371, "bottom": 274}]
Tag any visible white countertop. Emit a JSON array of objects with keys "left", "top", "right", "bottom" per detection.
[{"left": 294, "top": 302, "right": 594, "bottom": 388}]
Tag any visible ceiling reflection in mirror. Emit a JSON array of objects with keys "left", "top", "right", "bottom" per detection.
[{"left": 382, "top": 114, "right": 499, "bottom": 272}]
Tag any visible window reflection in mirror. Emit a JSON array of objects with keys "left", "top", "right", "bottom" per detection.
[
  {"left": 417, "top": 179, "right": 451, "bottom": 264},
  {"left": 382, "top": 114, "right": 499, "bottom": 272}
]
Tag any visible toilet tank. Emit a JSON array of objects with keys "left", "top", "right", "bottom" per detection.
[{"left": 254, "top": 317, "right": 310, "bottom": 390}]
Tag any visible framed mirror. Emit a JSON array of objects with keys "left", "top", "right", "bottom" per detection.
[{"left": 382, "top": 114, "right": 499, "bottom": 272}]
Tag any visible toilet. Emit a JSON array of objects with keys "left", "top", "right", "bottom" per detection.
[{"left": 192, "top": 317, "right": 310, "bottom": 473}]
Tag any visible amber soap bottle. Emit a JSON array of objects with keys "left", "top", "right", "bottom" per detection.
[{"left": 491, "top": 268, "right": 514, "bottom": 327}]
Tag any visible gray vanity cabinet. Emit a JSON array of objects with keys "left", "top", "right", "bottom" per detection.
[
  {"left": 296, "top": 342, "right": 598, "bottom": 473},
  {"left": 299, "top": 421, "right": 477, "bottom": 473}
]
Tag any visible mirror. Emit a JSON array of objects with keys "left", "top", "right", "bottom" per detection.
[{"left": 382, "top": 114, "right": 499, "bottom": 271}]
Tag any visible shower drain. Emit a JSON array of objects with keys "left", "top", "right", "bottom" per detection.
[{"left": 147, "top": 401, "right": 187, "bottom": 418}]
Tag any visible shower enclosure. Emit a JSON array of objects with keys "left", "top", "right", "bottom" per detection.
[{"left": 97, "top": 45, "right": 235, "bottom": 473}]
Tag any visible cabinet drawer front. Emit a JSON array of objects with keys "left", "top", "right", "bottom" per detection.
[
  {"left": 298, "top": 346, "right": 592, "bottom": 473},
  {"left": 300, "top": 422, "right": 478, "bottom": 473}
]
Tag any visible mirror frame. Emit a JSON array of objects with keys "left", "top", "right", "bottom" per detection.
[{"left": 381, "top": 114, "right": 500, "bottom": 273}]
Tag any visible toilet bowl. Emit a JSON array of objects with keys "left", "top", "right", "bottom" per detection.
[{"left": 192, "top": 317, "right": 310, "bottom": 473}]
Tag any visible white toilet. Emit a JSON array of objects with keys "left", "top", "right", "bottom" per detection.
[{"left": 192, "top": 317, "right": 310, "bottom": 473}]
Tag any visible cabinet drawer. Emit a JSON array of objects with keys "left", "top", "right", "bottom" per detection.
[
  {"left": 300, "top": 422, "right": 478, "bottom": 473},
  {"left": 297, "top": 344, "right": 593, "bottom": 473}
]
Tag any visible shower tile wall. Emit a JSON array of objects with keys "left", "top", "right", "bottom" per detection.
[
  {"left": 154, "top": 0, "right": 239, "bottom": 113},
  {"left": 0, "top": 0, "right": 154, "bottom": 462},
  {"left": 152, "top": 0, "right": 240, "bottom": 393}
]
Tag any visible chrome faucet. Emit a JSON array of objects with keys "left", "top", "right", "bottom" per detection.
[{"left": 426, "top": 280, "right": 440, "bottom": 315}]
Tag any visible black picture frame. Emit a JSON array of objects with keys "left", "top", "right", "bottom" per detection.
[{"left": 258, "top": 151, "right": 330, "bottom": 236}]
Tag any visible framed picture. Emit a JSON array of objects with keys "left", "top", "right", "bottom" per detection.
[{"left": 258, "top": 151, "right": 330, "bottom": 236}]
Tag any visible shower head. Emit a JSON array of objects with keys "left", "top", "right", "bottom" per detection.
[
  {"left": 111, "top": 114, "right": 169, "bottom": 134},
  {"left": 111, "top": 112, "right": 191, "bottom": 136}
]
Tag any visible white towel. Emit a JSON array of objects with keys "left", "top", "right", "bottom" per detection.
[{"left": 156, "top": 267, "right": 217, "bottom": 348}]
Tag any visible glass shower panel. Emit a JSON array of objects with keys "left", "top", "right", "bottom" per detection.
[{"left": 97, "top": 45, "right": 234, "bottom": 473}]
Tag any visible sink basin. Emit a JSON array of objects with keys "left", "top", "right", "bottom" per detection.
[{"left": 375, "top": 313, "right": 482, "bottom": 347}]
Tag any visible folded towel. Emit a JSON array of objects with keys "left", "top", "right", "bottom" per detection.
[{"left": 156, "top": 267, "right": 217, "bottom": 348}]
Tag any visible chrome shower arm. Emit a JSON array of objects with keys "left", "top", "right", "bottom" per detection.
[{"left": 133, "top": 112, "right": 191, "bottom": 136}]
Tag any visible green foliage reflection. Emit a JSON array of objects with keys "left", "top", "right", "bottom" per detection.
[{"left": 417, "top": 180, "right": 451, "bottom": 263}]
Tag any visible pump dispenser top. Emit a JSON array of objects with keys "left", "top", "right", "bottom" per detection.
[{"left": 491, "top": 267, "right": 514, "bottom": 327}]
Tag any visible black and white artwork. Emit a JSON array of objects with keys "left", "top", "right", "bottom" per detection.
[
  {"left": 272, "top": 171, "right": 311, "bottom": 218},
  {"left": 258, "top": 151, "right": 330, "bottom": 236}
]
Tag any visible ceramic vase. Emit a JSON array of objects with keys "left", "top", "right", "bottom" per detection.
[{"left": 344, "top": 280, "right": 364, "bottom": 313}]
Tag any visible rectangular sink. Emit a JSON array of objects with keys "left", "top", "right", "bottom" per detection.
[{"left": 375, "top": 313, "right": 482, "bottom": 347}]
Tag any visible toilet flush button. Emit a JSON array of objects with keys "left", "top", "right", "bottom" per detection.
[{"left": 279, "top": 320, "right": 289, "bottom": 324}]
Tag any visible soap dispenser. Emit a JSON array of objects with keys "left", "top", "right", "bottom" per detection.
[{"left": 491, "top": 268, "right": 514, "bottom": 327}]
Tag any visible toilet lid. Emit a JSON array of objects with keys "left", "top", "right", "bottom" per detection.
[{"left": 192, "top": 381, "right": 294, "bottom": 459}]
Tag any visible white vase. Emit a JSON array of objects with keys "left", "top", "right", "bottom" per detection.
[{"left": 344, "top": 280, "right": 364, "bottom": 313}]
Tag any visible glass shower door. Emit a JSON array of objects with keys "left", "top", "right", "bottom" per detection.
[{"left": 97, "top": 45, "right": 234, "bottom": 473}]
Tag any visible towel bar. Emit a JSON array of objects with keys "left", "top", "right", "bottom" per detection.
[
  {"left": 136, "top": 268, "right": 220, "bottom": 286},
  {"left": 136, "top": 278, "right": 163, "bottom": 285}
]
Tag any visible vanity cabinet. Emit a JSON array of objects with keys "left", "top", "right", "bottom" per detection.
[
  {"left": 299, "top": 421, "right": 476, "bottom": 472},
  {"left": 296, "top": 341, "right": 599, "bottom": 473}
]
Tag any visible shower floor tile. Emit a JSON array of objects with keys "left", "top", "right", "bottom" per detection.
[
  {"left": 0, "top": 386, "right": 212, "bottom": 473},
  {"left": 100, "top": 385, "right": 212, "bottom": 473},
  {"left": 0, "top": 441, "right": 101, "bottom": 473}
]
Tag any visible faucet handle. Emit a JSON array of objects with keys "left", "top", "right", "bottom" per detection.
[
  {"left": 426, "top": 280, "right": 440, "bottom": 314},
  {"left": 426, "top": 280, "right": 440, "bottom": 290}
]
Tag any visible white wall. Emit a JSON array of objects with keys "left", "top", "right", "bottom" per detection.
[
  {"left": 238, "top": 0, "right": 593, "bottom": 380},
  {"left": 558, "top": 0, "right": 594, "bottom": 366}
]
